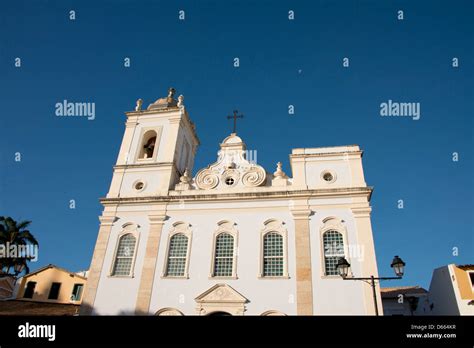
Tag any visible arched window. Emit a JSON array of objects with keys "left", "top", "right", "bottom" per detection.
[
  {"left": 323, "top": 230, "right": 345, "bottom": 276},
  {"left": 138, "top": 130, "right": 158, "bottom": 160},
  {"left": 165, "top": 233, "right": 189, "bottom": 277},
  {"left": 162, "top": 222, "right": 192, "bottom": 278},
  {"left": 213, "top": 233, "right": 235, "bottom": 277},
  {"left": 263, "top": 232, "right": 284, "bottom": 277},
  {"left": 155, "top": 308, "right": 184, "bottom": 316},
  {"left": 111, "top": 233, "right": 137, "bottom": 276},
  {"left": 259, "top": 219, "right": 288, "bottom": 278},
  {"left": 261, "top": 310, "right": 287, "bottom": 316}
]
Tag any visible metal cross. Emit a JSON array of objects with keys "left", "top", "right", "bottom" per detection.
[{"left": 227, "top": 110, "right": 244, "bottom": 133}]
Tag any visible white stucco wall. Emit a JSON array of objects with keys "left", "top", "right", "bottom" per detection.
[
  {"left": 420, "top": 265, "right": 474, "bottom": 316},
  {"left": 149, "top": 200, "right": 297, "bottom": 316},
  {"left": 423, "top": 266, "right": 460, "bottom": 315},
  {"left": 91, "top": 197, "right": 373, "bottom": 315},
  {"left": 309, "top": 207, "right": 367, "bottom": 315},
  {"left": 92, "top": 213, "right": 151, "bottom": 315}
]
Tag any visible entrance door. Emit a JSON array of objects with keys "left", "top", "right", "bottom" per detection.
[{"left": 207, "top": 311, "right": 232, "bottom": 316}]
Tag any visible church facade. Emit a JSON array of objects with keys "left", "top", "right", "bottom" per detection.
[{"left": 80, "top": 88, "right": 382, "bottom": 315}]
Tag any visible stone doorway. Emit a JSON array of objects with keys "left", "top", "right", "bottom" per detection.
[
  {"left": 195, "top": 283, "right": 248, "bottom": 316},
  {"left": 207, "top": 311, "right": 232, "bottom": 316}
]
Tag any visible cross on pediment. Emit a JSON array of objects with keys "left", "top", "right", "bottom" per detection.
[{"left": 227, "top": 110, "right": 244, "bottom": 133}]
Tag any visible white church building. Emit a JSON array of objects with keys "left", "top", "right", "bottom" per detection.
[{"left": 80, "top": 88, "right": 382, "bottom": 316}]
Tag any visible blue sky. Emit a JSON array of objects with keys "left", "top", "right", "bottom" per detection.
[{"left": 1, "top": 0, "right": 472, "bottom": 289}]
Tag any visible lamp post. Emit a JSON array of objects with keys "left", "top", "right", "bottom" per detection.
[{"left": 336, "top": 255, "right": 406, "bottom": 316}]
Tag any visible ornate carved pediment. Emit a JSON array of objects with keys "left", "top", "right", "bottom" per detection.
[
  {"left": 194, "top": 134, "right": 266, "bottom": 190},
  {"left": 321, "top": 216, "right": 346, "bottom": 232},
  {"left": 195, "top": 284, "right": 248, "bottom": 304}
]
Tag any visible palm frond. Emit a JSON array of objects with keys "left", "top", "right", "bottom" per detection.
[
  {"left": 16, "top": 220, "right": 32, "bottom": 230},
  {"left": 0, "top": 217, "right": 39, "bottom": 276},
  {"left": 18, "top": 230, "right": 39, "bottom": 246}
]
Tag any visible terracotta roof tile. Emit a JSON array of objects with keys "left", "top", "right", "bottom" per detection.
[
  {"left": 0, "top": 300, "right": 80, "bottom": 316},
  {"left": 380, "top": 286, "right": 428, "bottom": 298}
]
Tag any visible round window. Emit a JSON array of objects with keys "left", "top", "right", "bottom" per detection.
[
  {"left": 134, "top": 181, "right": 144, "bottom": 191},
  {"left": 323, "top": 173, "right": 333, "bottom": 182},
  {"left": 321, "top": 171, "right": 336, "bottom": 183},
  {"left": 225, "top": 177, "right": 235, "bottom": 186}
]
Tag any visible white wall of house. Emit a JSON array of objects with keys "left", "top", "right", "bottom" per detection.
[{"left": 419, "top": 265, "right": 474, "bottom": 316}]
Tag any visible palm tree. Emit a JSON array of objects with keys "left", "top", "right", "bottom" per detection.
[{"left": 0, "top": 216, "right": 39, "bottom": 275}]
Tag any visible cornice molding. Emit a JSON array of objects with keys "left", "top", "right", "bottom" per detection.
[
  {"left": 125, "top": 107, "right": 180, "bottom": 117},
  {"left": 168, "top": 116, "right": 182, "bottom": 125},
  {"left": 290, "top": 150, "right": 363, "bottom": 159},
  {"left": 125, "top": 120, "right": 139, "bottom": 128},
  {"left": 98, "top": 215, "right": 117, "bottom": 226},
  {"left": 114, "top": 162, "right": 175, "bottom": 170},
  {"left": 351, "top": 207, "right": 372, "bottom": 218},
  {"left": 148, "top": 213, "right": 167, "bottom": 225},
  {"left": 291, "top": 209, "right": 312, "bottom": 219},
  {"left": 100, "top": 187, "right": 373, "bottom": 205}
]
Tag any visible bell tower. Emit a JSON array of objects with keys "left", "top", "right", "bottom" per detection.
[{"left": 106, "top": 88, "right": 199, "bottom": 198}]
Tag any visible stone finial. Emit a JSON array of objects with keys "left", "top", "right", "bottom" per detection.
[
  {"left": 135, "top": 98, "right": 143, "bottom": 111},
  {"left": 167, "top": 87, "right": 176, "bottom": 101},
  {"left": 177, "top": 95, "right": 184, "bottom": 108},
  {"left": 273, "top": 162, "right": 287, "bottom": 178},
  {"left": 180, "top": 168, "right": 191, "bottom": 183},
  {"left": 272, "top": 162, "right": 289, "bottom": 187},
  {"left": 175, "top": 168, "right": 192, "bottom": 191}
]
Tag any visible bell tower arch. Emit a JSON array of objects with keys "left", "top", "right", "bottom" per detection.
[{"left": 107, "top": 88, "right": 199, "bottom": 198}]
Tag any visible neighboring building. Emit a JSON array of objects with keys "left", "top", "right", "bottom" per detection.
[
  {"left": 15, "top": 264, "right": 87, "bottom": 304},
  {"left": 81, "top": 88, "right": 381, "bottom": 316},
  {"left": 76, "top": 270, "right": 90, "bottom": 278},
  {"left": 381, "top": 286, "right": 427, "bottom": 316},
  {"left": 0, "top": 272, "right": 16, "bottom": 300},
  {"left": 418, "top": 264, "right": 474, "bottom": 315},
  {"left": 0, "top": 300, "right": 80, "bottom": 316}
]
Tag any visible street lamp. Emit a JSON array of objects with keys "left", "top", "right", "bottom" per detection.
[
  {"left": 336, "top": 257, "right": 351, "bottom": 278},
  {"left": 391, "top": 255, "right": 405, "bottom": 277},
  {"left": 336, "top": 255, "right": 406, "bottom": 316}
]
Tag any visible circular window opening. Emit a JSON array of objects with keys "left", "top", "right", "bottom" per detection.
[
  {"left": 225, "top": 177, "right": 235, "bottom": 186},
  {"left": 134, "top": 181, "right": 144, "bottom": 191},
  {"left": 323, "top": 172, "right": 334, "bottom": 182}
]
